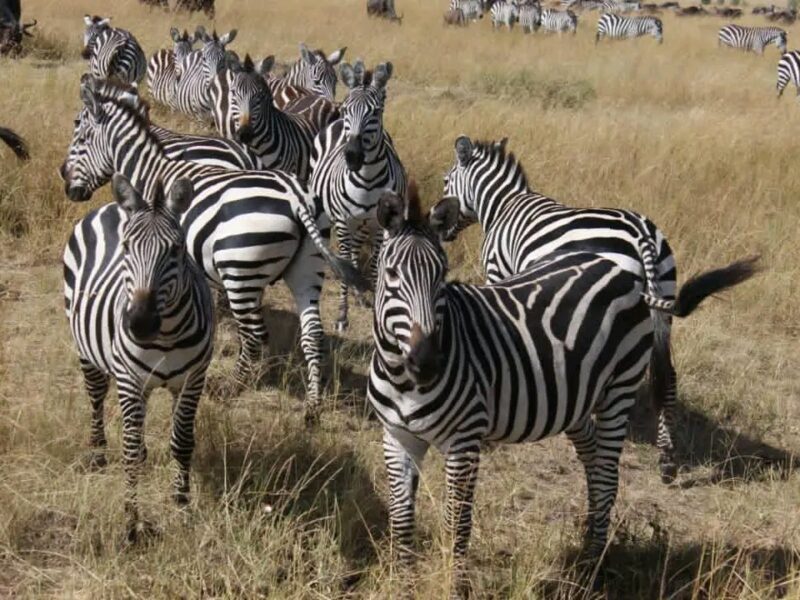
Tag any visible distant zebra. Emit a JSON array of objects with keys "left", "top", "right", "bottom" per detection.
[
  {"left": 60, "top": 77, "right": 366, "bottom": 421},
  {"left": 64, "top": 174, "right": 214, "bottom": 541},
  {"left": 596, "top": 13, "right": 663, "bottom": 42},
  {"left": 0, "top": 126, "right": 28, "bottom": 160},
  {"left": 602, "top": 0, "right": 641, "bottom": 11},
  {"left": 82, "top": 15, "right": 146, "bottom": 84},
  {"left": 518, "top": 4, "right": 542, "bottom": 32},
  {"left": 718, "top": 24, "right": 787, "bottom": 54},
  {"left": 173, "top": 27, "right": 237, "bottom": 121},
  {"left": 777, "top": 50, "right": 800, "bottom": 97},
  {"left": 491, "top": 0, "right": 517, "bottom": 28},
  {"left": 451, "top": 0, "right": 484, "bottom": 20},
  {"left": 369, "top": 186, "right": 758, "bottom": 595},
  {"left": 211, "top": 54, "right": 317, "bottom": 181},
  {"left": 540, "top": 8, "right": 578, "bottom": 33},
  {"left": 146, "top": 28, "right": 198, "bottom": 109},
  {"left": 310, "top": 60, "right": 407, "bottom": 332}
]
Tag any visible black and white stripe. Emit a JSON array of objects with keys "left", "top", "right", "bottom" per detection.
[
  {"left": 718, "top": 24, "right": 787, "bottom": 54},
  {"left": 451, "top": 0, "right": 484, "bottom": 20},
  {"left": 777, "top": 50, "right": 800, "bottom": 97},
  {"left": 596, "top": 13, "right": 663, "bottom": 42},
  {"left": 602, "top": 0, "right": 641, "bottom": 12},
  {"left": 490, "top": 0, "right": 517, "bottom": 28},
  {"left": 540, "top": 8, "right": 578, "bottom": 33},
  {"left": 60, "top": 77, "right": 366, "bottom": 422},
  {"left": 82, "top": 15, "right": 146, "bottom": 84},
  {"left": 518, "top": 4, "right": 541, "bottom": 32},
  {"left": 63, "top": 174, "right": 214, "bottom": 540},
  {"left": 368, "top": 188, "right": 757, "bottom": 594},
  {"left": 146, "top": 28, "right": 197, "bottom": 109},
  {"left": 310, "top": 60, "right": 407, "bottom": 332}
]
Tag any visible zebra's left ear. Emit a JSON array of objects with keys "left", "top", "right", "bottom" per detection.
[
  {"left": 257, "top": 55, "right": 275, "bottom": 76},
  {"left": 219, "top": 29, "right": 237, "bottom": 46},
  {"left": 167, "top": 178, "right": 194, "bottom": 215},
  {"left": 429, "top": 197, "right": 460, "bottom": 240},
  {"left": 300, "top": 42, "right": 317, "bottom": 64},
  {"left": 339, "top": 62, "right": 356, "bottom": 88},
  {"left": 372, "top": 62, "right": 393, "bottom": 90},
  {"left": 112, "top": 174, "right": 147, "bottom": 214},
  {"left": 377, "top": 190, "right": 407, "bottom": 236},
  {"left": 327, "top": 47, "right": 347, "bottom": 65}
]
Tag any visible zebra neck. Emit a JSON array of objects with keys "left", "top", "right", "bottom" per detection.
[
  {"left": 473, "top": 178, "right": 549, "bottom": 232},
  {"left": 115, "top": 133, "right": 173, "bottom": 190}
]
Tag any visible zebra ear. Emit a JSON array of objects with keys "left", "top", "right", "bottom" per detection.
[
  {"left": 112, "top": 174, "right": 147, "bottom": 214},
  {"left": 80, "top": 84, "right": 101, "bottom": 117},
  {"left": 455, "top": 136, "right": 473, "bottom": 166},
  {"left": 339, "top": 63, "right": 356, "bottom": 89},
  {"left": 219, "top": 29, "right": 237, "bottom": 46},
  {"left": 167, "top": 178, "right": 194, "bottom": 215},
  {"left": 429, "top": 197, "right": 460, "bottom": 240},
  {"left": 83, "top": 15, "right": 93, "bottom": 27},
  {"left": 327, "top": 46, "right": 346, "bottom": 65},
  {"left": 98, "top": 17, "right": 111, "bottom": 28},
  {"left": 258, "top": 55, "right": 275, "bottom": 76},
  {"left": 170, "top": 27, "right": 180, "bottom": 42},
  {"left": 372, "top": 62, "right": 393, "bottom": 90},
  {"left": 300, "top": 42, "right": 316, "bottom": 64},
  {"left": 377, "top": 190, "right": 407, "bottom": 236}
]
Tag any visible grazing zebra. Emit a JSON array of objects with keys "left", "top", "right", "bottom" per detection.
[
  {"left": 82, "top": 15, "right": 146, "bottom": 84},
  {"left": 440, "top": 136, "right": 687, "bottom": 480},
  {"left": 173, "top": 27, "right": 237, "bottom": 121},
  {"left": 210, "top": 54, "right": 317, "bottom": 181},
  {"left": 596, "top": 13, "right": 663, "bottom": 42},
  {"left": 0, "top": 126, "right": 28, "bottom": 160},
  {"left": 146, "top": 28, "right": 198, "bottom": 109},
  {"left": 60, "top": 77, "right": 366, "bottom": 422},
  {"left": 518, "top": 4, "right": 542, "bottom": 32},
  {"left": 491, "top": 0, "right": 517, "bottom": 29},
  {"left": 539, "top": 8, "right": 578, "bottom": 32},
  {"left": 369, "top": 186, "right": 758, "bottom": 594},
  {"left": 451, "top": 0, "right": 484, "bottom": 21},
  {"left": 718, "top": 24, "right": 787, "bottom": 54},
  {"left": 310, "top": 59, "right": 407, "bottom": 332},
  {"left": 777, "top": 50, "right": 800, "bottom": 97},
  {"left": 64, "top": 174, "right": 214, "bottom": 542}
]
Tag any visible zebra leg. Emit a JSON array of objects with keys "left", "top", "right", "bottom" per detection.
[
  {"left": 118, "top": 382, "right": 150, "bottom": 543},
  {"left": 225, "top": 284, "right": 269, "bottom": 390},
  {"left": 170, "top": 374, "right": 205, "bottom": 507},
  {"left": 334, "top": 220, "right": 354, "bottom": 332},
  {"left": 657, "top": 362, "right": 679, "bottom": 484},
  {"left": 444, "top": 443, "right": 481, "bottom": 597},
  {"left": 283, "top": 239, "right": 326, "bottom": 426},
  {"left": 565, "top": 417, "right": 598, "bottom": 540},
  {"left": 383, "top": 426, "right": 429, "bottom": 565},
  {"left": 80, "top": 359, "right": 110, "bottom": 470}
]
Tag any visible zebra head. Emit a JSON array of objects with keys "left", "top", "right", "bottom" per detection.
[
  {"left": 374, "top": 183, "right": 459, "bottom": 386},
  {"left": 339, "top": 60, "right": 393, "bottom": 172},
  {"left": 297, "top": 43, "right": 347, "bottom": 101},
  {"left": 60, "top": 75, "right": 149, "bottom": 202},
  {"left": 223, "top": 54, "right": 275, "bottom": 145},
  {"left": 82, "top": 14, "right": 111, "bottom": 59},
  {"left": 198, "top": 28, "right": 237, "bottom": 76},
  {"left": 652, "top": 18, "right": 663, "bottom": 43},
  {"left": 170, "top": 27, "right": 196, "bottom": 62},
  {"left": 776, "top": 31, "right": 788, "bottom": 53},
  {"left": 112, "top": 174, "right": 194, "bottom": 343}
]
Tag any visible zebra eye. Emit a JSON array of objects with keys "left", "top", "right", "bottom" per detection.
[
  {"left": 121, "top": 240, "right": 129, "bottom": 254},
  {"left": 385, "top": 267, "right": 400, "bottom": 283}
]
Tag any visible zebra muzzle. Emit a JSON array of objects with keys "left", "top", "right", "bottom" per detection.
[
  {"left": 406, "top": 323, "right": 444, "bottom": 385},
  {"left": 344, "top": 135, "right": 365, "bottom": 171},
  {"left": 236, "top": 114, "right": 254, "bottom": 144},
  {"left": 124, "top": 291, "right": 161, "bottom": 342}
]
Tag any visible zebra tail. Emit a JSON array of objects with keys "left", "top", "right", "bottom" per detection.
[
  {"left": 293, "top": 201, "right": 372, "bottom": 293},
  {"left": 0, "top": 127, "right": 30, "bottom": 161}
]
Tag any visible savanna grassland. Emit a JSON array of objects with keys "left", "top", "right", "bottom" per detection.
[{"left": 1, "top": 0, "right": 800, "bottom": 597}]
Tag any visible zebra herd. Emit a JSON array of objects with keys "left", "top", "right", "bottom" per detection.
[{"left": 4, "top": 9, "right": 760, "bottom": 594}]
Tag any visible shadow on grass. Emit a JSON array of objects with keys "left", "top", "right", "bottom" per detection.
[{"left": 629, "top": 387, "right": 797, "bottom": 487}]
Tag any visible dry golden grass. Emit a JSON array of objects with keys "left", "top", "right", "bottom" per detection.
[{"left": 1, "top": 0, "right": 800, "bottom": 597}]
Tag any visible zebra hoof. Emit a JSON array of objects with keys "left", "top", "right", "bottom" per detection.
[
  {"left": 124, "top": 519, "right": 160, "bottom": 547},
  {"left": 660, "top": 462, "right": 678, "bottom": 484},
  {"left": 335, "top": 319, "right": 349, "bottom": 333},
  {"left": 136, "top": 444, "right": 148, "bottom": 465},
  {"left": 304, "top": 409, "right": 321, "bottom": 429},
  {"left": 86, "top": 451, "right": 107, "bottom": 471}
]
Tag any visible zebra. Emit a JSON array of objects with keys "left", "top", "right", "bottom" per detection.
[
  {"left": 451, "top": 0, "right": 484, "bottom": 21},
  {"left": 310, "top": 59, "right": 407, "bottom": 332},
  {"left": 60, "top": 76, "right": 367, "bottom": 422},
  {"left": 540, "top": 8, "right": 579, "bottom": 33},
  {"left": 602, "top": 0, "right": 642, "bottom": 12},
  {"left": 596, "top": 13, "right": 663, "bottom": 42},
  {"left": 173, "top": 27, "right": 237, "bottom": 121},
  {"left": 64, "top": 174, "right": 214, "bottom": 542},
  {"left": 440, "top": 136, "right": 688, "bottom": 481},
  {"left": 210, "top": 54, "right": 317, "bottom": 181},
  {"left": 82, "top": 15, "right": 146, "bottom": 84},
  {"left": 718, "top": 24, "right": 787, "bottom": 54},
  {"left": 518, "top": 4, "right": 542, "bottom": 32},
  {"left": 146, "top": 27, "right": 198, "bottom": 109},
  {"left": 777, "top": 50, "right": 800, "bottom": 98},
  {"left": 369, "top": 185, "right": 758, "bottom": 594},
  {"left": 0, "top": 126, "right": 28, "bottom": 160},
  {"left": 490, "top": 0, "right": 517, "bottom": 29}
]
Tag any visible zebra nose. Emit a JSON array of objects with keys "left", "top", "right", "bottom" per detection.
[
  {"left": 125, "top": 290, "right": 161, "bottom": 342},
  {"left": 406, "top": 324, "right": 443, "bottom": 385},
  {"left": 344, "top": 135, "right": 364, "bottom": 171}
]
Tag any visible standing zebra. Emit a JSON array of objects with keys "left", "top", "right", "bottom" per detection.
[
  {"left": 441, "top": 136, "right": 685, "bottom": 481},
  {"left": 596, "top": 13, "right": 663, "bottom": 42},
  {"left": 718, "top": 24, "right": 787, "bottom": 54},
  {"left": 602, "top": 0, "right": 642, "bottom": 12},
  {"left": 369, "top": 186, "right": 758, "bottom": 594},
  {"left": 64, "top": 174, "right": 214, "bottom": 541},
  {"left": 490, "top": 0, "right": 517, "bottom": 29},
  {"left": 518, "top": 4, "right": 542, "bottom": 32},
  {"left": 0, "top": 126, "right": 28, "bottom": 160},
  {"left": 211, "top": 54, "right": 317, "bottom": 181},
  {"left": 82, "top": 15, "right": 146, "bottom": 84},
  {"left": 146, "top": 28, "right": 197, "bottom": 110},
  {"left": 540, "top": 8, "right": 578, "bottom": 33},
  {"left": 173, "top": 27, "right": 237, "bottom": 121},
  {"left": 60, "top": 77, "right": 366, "bottom": 422},
  {"left": 777, "top": 50, "right": 800, "bottom": 97},
  {"left": 310, "top": 59, "right": 407, "bottom": 332},
  {"left": 451, "top": 0, "right": 484, "bottom": 21}
]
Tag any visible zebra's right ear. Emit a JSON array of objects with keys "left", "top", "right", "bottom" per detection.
[
  {"left": 377, "top": 190, "right": 407, "bottom": 236},
  {"left": 429, "top": 197, "right": 460, "bottom": 240},
  {"left": 219, "top": 29, "right": 237, "bottom": 46},
  {"left": 167, "top": 178, "right": 194, "bottom": 215},
  {"left": 455, "top": 135, "right": 473, "bottom": 166},
  {"left": 112, "top": 174, "right": 147, "bottom": 214},
  {"left": 339, "top": 63, "right": 356, "bottom": 89},
  {"left": 257, "top": 55, "right": 275, "bottom": 76}
]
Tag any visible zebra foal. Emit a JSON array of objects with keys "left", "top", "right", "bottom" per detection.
[
  {"left": 64, "top": 174, "right": 214, "bottom": 542},
  {"left": 369, "top": 185, "right": 758, "bottom": 595},
  {"left": 596, "top": 13, "right": 663, "bottom": 42},
  {"left": 82, "top": 15, "right": 146, "bottom": 84},
  {"left": 718, "top": 24, "right": 787, "bottom": 54}
]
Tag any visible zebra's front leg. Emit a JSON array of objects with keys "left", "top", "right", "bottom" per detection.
[
  {"left": 80, "top": 359, "right": 110, "bottom": 470},
  {"left": 118, "top": 383, "right": 150, "bottom": 544},
  {"left": 334, "top": 220, "right": 355, "bottom": 332},
  {"left": 566, "top": 417, "right": 598, "bottom": 541},
  {"left": 444, "top": 443, "right": 481, "bottom": 599},
  {"left": 170, "top": 374, "right": 205, "bottom": 507}
]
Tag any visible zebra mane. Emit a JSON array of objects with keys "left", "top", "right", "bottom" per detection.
[{"left": 471, "top": 138, "right": 530, "bottom": 190}]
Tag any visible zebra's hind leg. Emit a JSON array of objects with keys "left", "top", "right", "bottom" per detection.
[
  {"left": 226, "top": 286, "right": 270, "bottom": 392},
  {"left": 565, "top": 417, "right": 598, "bottom": 541},
  {"left": 80, "top": 359, "right": 110, "bottom": 470},
  {"left": 170, "top": 374, "right": 205, "bottom": 508},
  {"left": 656, "top": 364, "right": 679, "bottom": 484}
]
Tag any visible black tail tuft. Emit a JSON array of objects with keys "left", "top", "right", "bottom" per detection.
[
  {"left": 0, "top": 127, "right": 30, "bottom": 161},
  {"left": 672, "top": 255, "right": 760, "bottom": 317}
]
